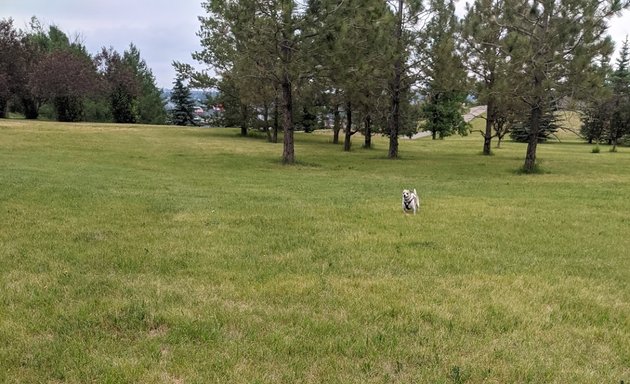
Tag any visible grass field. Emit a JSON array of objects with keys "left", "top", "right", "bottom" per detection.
[{"left": 1, "top": 119, "right": 629, "bottom": 383}]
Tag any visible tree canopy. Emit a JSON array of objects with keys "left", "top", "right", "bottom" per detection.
[{"left": 0, "top": 17, "right": 166, "bottom": 123}]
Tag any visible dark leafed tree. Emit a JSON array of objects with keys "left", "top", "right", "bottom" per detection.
[
  {"left": 502, "top": 0, "right": 628, "bottom": 172},
  {"left": 95, "top": 47, "right": 140, "bottom": 123},
  {"left": 0, "top": 18, "right": 20, "bottom": 118},
  {"left": 29, "top": 49, "right": 99, "bottom": 122},
  {"left": 0, "top": 72, "right": 8, "bottom": 117},
  {"left": 170, "top": 75, "right": 196, "bottom": 126},
  {"left": 23, "top": 19, "right": 100, "bottom": 122},
  {"left": 0, "top": 18, "right": 38, "bottom": 118}
]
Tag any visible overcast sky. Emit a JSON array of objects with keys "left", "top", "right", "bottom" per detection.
[
  {"left": 3, "top": 0, "right": 630, "bottom": 90},
  {"left": 2, "top": 0, "right": 204, "bottom": 89}
]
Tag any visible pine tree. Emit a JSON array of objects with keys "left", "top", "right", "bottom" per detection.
[
  {"left": 608, "top": 37, "right": 630, "bottom": 151},
  {"left": 580, "top": 37, "right": 630, "bottom": 148},
  {"left": 510, "top": 106, "right": 559, "bottom": 143},
  {"left": 123, "top": 44, "right": 166, "bottom": 125},
  {"left": 462, "top": 0, "right": 511, "bottom": 154},
  {"left": 193, "top": 0, "right": 333, "bottom": 164},
  {"left": 503, "top": 0, "right": 627, "bottom": 172},
  {"left": 170, "top": 76, "right": 195, "bottom": 126},
  {"left": 386, "top": 0, "right": 426, "bottom": 159},
  {"left": 421, "top": 0, "right": 469, "bottom": 140}
]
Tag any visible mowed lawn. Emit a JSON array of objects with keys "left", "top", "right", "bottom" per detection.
[{"left": 1, "top": 119, "right": 629, "bottom": 383}]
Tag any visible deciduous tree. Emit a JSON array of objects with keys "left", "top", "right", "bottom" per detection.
[{"left": 29, "top": 49, "right": 99, "bottom": 122}]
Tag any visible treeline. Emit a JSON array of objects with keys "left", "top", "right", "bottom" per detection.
[
  {"left": 179, "top": 0, "right": 630, "bottom": 170},
  {"left": 0, "top": 17, "right": 166, "bottom": 124}
]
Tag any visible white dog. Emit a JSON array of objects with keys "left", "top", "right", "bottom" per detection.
[{"left": 402, "top": 189, "right": 420, "bottom": 214}]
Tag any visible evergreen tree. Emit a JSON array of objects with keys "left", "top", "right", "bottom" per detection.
[
  {"left": 170, "top": 75, "right": 195, "bottom": 126},
  {"left": 192, "top": 0, "right": 336, "bottom": 163},
  {"left": 608, "top": 37, "right": 630, "bottom": 151},
  {"left": 462, "top": 0, "right": 512, "bottom": 154},
  {"left": 503, "top": 0, "right": 627, "bottom": 172},
  {"left": 316, "top": 0, "right": 393, "bottom": 151},
  {"left": 510, "top": 106, "right": 559, "bottom": 143},
  {"left": 386, "top": 0, "right": 426, "bottom": 159},
  {"left": 420, "top": 0, "right": 469, "bottom": 140},
  {"left": 123, "top": 44, "right": 166, "bottom": 125},
  {"left": 580, "top": 37, "right": 630, "bottom": 148}
]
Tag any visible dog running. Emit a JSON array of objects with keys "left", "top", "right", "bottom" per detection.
[{"left": 402, "top": 188, "right": 420, "bottom": 214}]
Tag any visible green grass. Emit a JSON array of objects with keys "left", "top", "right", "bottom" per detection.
[{"left": 1, "top": 119, "right": 629, "bottom": 383}]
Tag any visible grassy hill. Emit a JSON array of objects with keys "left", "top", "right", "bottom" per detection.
[{"left": 1, "top": 119, "right": 629, "bottom": 383}]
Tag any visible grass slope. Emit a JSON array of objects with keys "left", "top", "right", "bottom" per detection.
[{"left": 1, "top": 120, "right": 629, "bottom": 383}]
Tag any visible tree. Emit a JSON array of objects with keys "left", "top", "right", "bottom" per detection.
[
  {"left": 170, "top": 75, "right": 196, "bottom": 126},
  {"left": 29, "top": 49, "right": 99, "bottom": 122},
  {"left": 123, "top": 44, "right": 166, "bottom": 125},
  {"left": 0, "top": 18, "right": 37, "bottom": 118},
  {"left": 462, "top": 0, "right": 511, "bottom": 154},
  {"left": 502, "top": 0, "right": 627, "bottom": 172},
  {"left": 193, "top": 0, "right": 334, "bottom": 164},
  {"left": 95, "top": 47, "right": 140, "bottom": 123},
  {"left": 608, "top": 37, "right": 630, "bottom": 151},
  {"left": 580, "top": 37, "right": 630, "bottom": 148},
  {"left": 509, "top": 106, "right": 559, "bottom": 142},
  {"left": 23, "top": 20, "right": 100, "bottom": 122},
  {"left": 0, "top": 18, "right": 19, "bottom": 118},
  {"left": 387, "top": 0, "right": 426, "bottom": 158},
  {"left": 315, "top": 0, "right": 393, "bottom": 151},
  {"left": 420, "top": 0, "right": 469, "bottom": 140}
]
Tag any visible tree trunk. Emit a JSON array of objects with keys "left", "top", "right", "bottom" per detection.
[
  {"left": 524, "top": 103, "right": 542, "bottom": 172},
  {"left": 240, "top": 104, "right": 248, "bottom": 136},
  {"left": 281, "top": 70, "right": 294, "bottom": 163},
  {"left": 483, "top": 97, "right": 495, "bottom": 155},
  {"left": 524, "top": 71, "right": 544, "bottom": 173},
  {"left": 273, "top": 98, "right": 279, "bottom": 143},
  {"left": 332, "top": 104, "right": 341, "bottom": 144},
  {"left": 364, "top": 115, "right": 372, "bottom": 149},
  {"left": 22, "top": 97, "right": 39, "bottom": 120},
  {"left": 0, "top": 97, "right": 7, "bottom": 118},
  {"left": 344, "top": 102, "right": 352, "bottom": 152},
  {"left": 388, "top": 0, "right": 404, "bottom": 159},
  {"left": 264, "top": 103, "right": 271, "bottom": 142}
]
